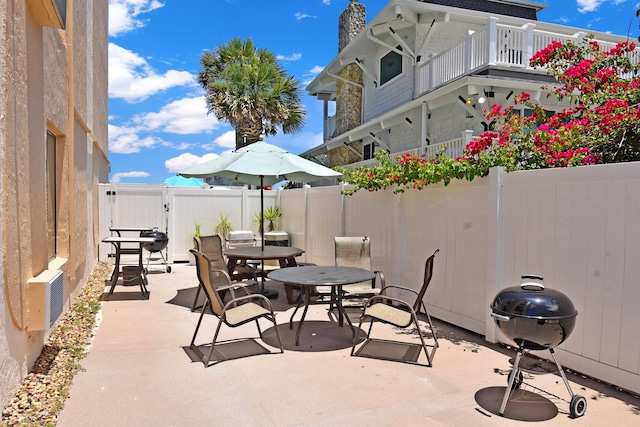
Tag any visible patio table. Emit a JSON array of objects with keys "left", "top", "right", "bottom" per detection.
[
  {"left": 102, "top": 236, "right": 157, "bottom": 299},
  {"left": 224, "top": 246, "right": 305, "bottom": 300},
  {"left": 267, "top": 265, "right": 376, "bottom": 346},
  {"left": 109, "top": 226, "right": 154, "bottom": 236}
]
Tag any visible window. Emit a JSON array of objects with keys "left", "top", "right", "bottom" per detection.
[
  {"left": 46, "top": 131, "right": 57, "bottom": 260},
  {"left": 380, "top": 46, "right": 403, "bottom": 86},
  {"left": 363, "top": 142, "right": 375, "bottom": 160}
]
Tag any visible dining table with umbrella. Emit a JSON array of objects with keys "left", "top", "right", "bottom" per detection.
[{"left": 178, "top": 139, "right": 342, "bottom": 298}]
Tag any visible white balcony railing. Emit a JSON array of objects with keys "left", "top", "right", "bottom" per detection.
[{"left": 344, "top": 136, "right": 471, "bottom": 170}]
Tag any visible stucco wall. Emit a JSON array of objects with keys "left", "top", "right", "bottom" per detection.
[{"left": 0, "top": 0, "right": 109, "bottom": 406}]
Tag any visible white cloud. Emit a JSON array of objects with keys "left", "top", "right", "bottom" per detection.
[
  {"left": 133, "top": 96, "right": 219, "bottom": 134},
  {"left": 109, "top": 43, "right": 196, "bottom": 102},
  {"left": 323, "top": 0, "right": 331, "bottom": 5},
  {"left": 202, "top": 130, "right": 237, "bottom": 151},
  {"left": 295, "top": 12, "right": 315, "bottom": 20},
  {"left": 577, "top": 0, "right": 605, "bottom": 13},
  {"left": 303, "top": 65, "right": 325, "bottom": 85},
  {"left": 108, "top": 123, "right": 162, "bottom": 153},
  {"left": 111, "top": 171, "right": 150, "bottom": 183},
  {"left": 109, "top": 0, "right": 165, "bottom": 37},
  {"left": 309, "top": 65, "right": 325, "bottom": 74},
  {"left": 165, "top": 152, "right": 221, "bottom": 174},
  {"left": 277, "top": 53, "right": 303, "bottom": 61}
]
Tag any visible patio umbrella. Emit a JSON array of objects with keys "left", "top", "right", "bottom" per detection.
[
  {"left": 164, "top": 175, "right": 204, "bottom": 187},
  {"left": 178, "top": 140, "right": 342, "bottom": 249}
]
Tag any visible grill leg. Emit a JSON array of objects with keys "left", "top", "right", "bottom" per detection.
[
  {"left": 500, "top": 350, "right": 523, "bottom": 415},
  {"left": 549, "top": 348, "right": 575, "bottom": 398}
]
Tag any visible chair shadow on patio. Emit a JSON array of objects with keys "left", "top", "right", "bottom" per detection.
[{"left": 182, "top": 340, "right": 272, "bottom": 364}]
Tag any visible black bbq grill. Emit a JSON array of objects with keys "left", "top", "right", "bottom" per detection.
[
  {"left": 140, "top": 229, "right": 171, "bottom": 273},
  {"left": 490, "top": 275, "right": 586, "bottom": 418}
]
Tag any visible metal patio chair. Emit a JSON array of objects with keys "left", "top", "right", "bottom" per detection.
[
  {"left": 351, "top": 249, "right": 440, "bottom": 367},
  {"left": 188, "top": 249, "right": 283, "bottom": 367},
  {"left": 334, "top": 236, "right": 385, "bottom": 303},
  {"left": 191, "top": 235, "right": 257, "bottom": 311}
]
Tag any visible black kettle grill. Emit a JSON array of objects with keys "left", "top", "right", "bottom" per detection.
[
  {"left": 140, "top": 229, "right": 171, "bottom": 273},
  {"left": 490, "top": 275, "right": 586, "bottom": 418}
]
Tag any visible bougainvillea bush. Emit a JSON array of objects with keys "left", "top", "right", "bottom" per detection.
[{"left": 338, "top": 36, "right": 640, "bottom": 195}]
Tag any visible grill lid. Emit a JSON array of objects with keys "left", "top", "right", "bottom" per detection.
[{"left": 491, "top": 275, "right": 577, "bottom": 320}]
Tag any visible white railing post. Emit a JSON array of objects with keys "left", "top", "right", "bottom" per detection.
[
  {"left": 487, "top": 17, "right": 498, "bottom": 66},
  {"left": 524, "top": 23, "right": 535, "bottom": 69},
  {"left": 462, "top": 130, "right": 474, "bottom": 145},
  {"left": 465, "top": 30, "right": 473, "bottom": 74},
  {"left": 428, "top": 53, "right": 435, "bottom": 90}
]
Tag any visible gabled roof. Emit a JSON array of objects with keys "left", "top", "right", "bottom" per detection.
[{"left": 305, "top": 0, "right": 590, "bottom": 97}]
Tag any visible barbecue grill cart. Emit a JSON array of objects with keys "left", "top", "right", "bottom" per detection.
[
  {"left": 140, "top": 229, "right": 171, "bottom": 273},
  {"left": 490, "top": 275, "right": 587, "bottom": 418}
]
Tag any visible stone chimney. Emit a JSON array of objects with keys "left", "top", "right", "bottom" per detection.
[{"left": 333, "top": 0, "right": 366, "bottom": 166}]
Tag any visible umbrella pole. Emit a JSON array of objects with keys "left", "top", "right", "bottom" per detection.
[
  {"left": 257, "top": 176, "right": 278, "bottom": 299},
  {"left": 260, "top": 176, "right": 265, "bottom": 251}
]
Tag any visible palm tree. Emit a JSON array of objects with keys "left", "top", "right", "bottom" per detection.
[{"left": 198, "top": 38, "right": 306, "bottom": 149}]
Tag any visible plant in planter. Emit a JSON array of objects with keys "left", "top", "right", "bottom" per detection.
[
  {"left": 193, "top": 222, "right": 202, "bottom": 239},
  {"left": 253, "top": 206, "right": 282, "bottom": 235},
  {"left": 214, "top": 213, "right": 234, "bottom": 241},
  {"left": 189, "top": 222, "right": 203, "bottom": 265}
]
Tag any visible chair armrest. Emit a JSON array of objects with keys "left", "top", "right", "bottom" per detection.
[
  {"left": 379, "top": 285, "right": 418, "bottom": 297},
  {"left": 373, "top": 270, "right": 385, "bottom": 288},
  {"left": 223, "top": 292, "right": 275, "bottom": 312}
]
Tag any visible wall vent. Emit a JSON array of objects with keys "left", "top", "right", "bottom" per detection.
[{"left": 27, "top": 270, "right": 65, "bottom": 331}]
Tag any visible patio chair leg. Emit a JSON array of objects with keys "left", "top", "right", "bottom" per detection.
[{"left": 190, "top": 285, "right": 202, "bottom": 312}]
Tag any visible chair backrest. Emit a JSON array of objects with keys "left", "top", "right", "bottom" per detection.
[
  {"left": 193, "top": 235, "right": 227, "bottom": 271},
  {"left": 335, "top": 236, "right": 372, "bottom": 271},
  {"left": 413, "top": 249, "right": 440, "bottom": 312},
  {"left": 190, "top": 249, "right": 231, "bottom": 317}
]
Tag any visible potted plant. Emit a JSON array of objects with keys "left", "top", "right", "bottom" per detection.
[
  {"left": 254, "top": 206, "right": 282, "bottom": 235},
  {"left": 189, "top": 222, "right": 203, "bottom": 265},
  {"left": 214, "top": 213, "right": 233, "bottom": 241}
]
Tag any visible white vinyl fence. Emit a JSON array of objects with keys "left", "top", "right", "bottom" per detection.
[{"left": 99, "top": 162, "right": 640, "bottom": 395}]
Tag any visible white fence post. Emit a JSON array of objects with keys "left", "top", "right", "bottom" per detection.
[{"left": 485, "top": 167, "right": 505, "bottom": 343}]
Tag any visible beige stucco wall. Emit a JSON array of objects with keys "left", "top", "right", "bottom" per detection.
[{"left": 0, "top": 0, "right": 109, "bottom": 406}]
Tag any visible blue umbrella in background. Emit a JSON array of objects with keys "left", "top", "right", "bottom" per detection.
[{"left": 164, "top": 175, "right": 204, "bottom": 187}]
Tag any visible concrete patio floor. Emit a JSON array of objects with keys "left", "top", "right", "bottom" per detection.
[{"left": 56, "top": 263, "right": 639, "bottom": 426}]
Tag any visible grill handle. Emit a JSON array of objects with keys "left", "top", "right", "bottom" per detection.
[
  {"left": 491, "top": 312, "right": 511, "bottom": 322},
  {"left": 520, "top": 274, "right": 545, "bottom": 290}
]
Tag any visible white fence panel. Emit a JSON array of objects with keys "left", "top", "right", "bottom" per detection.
[
  {"left": 98, "top": 184, "right": 166, "bottom": 263},
  {"left": 166, "top": 187, "right": 276, "bottom": 262},
  {"left": 497, "top": 163, "right": 640, "bottom": 395},
  {"left": 344, "top": 188, "right": 402, "bottom": 287},
  {"left": 299, "top": 186, "right": 344, "bottom": 266},
  {"left": 399, "top": 179, "right": 490, "bottom": 334}
]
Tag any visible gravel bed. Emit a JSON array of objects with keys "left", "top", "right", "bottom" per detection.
[{"left": 1, "top": 262, "right": 111, "bottom": 426}]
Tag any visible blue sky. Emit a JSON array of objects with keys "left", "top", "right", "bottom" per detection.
[{"left": 107, "top": 0, "right": 640, "bottom": 184}]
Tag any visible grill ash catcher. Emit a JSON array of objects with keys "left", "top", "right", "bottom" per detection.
[{"left": 490, "top": 275, "right": 587, "bottom": 418}]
